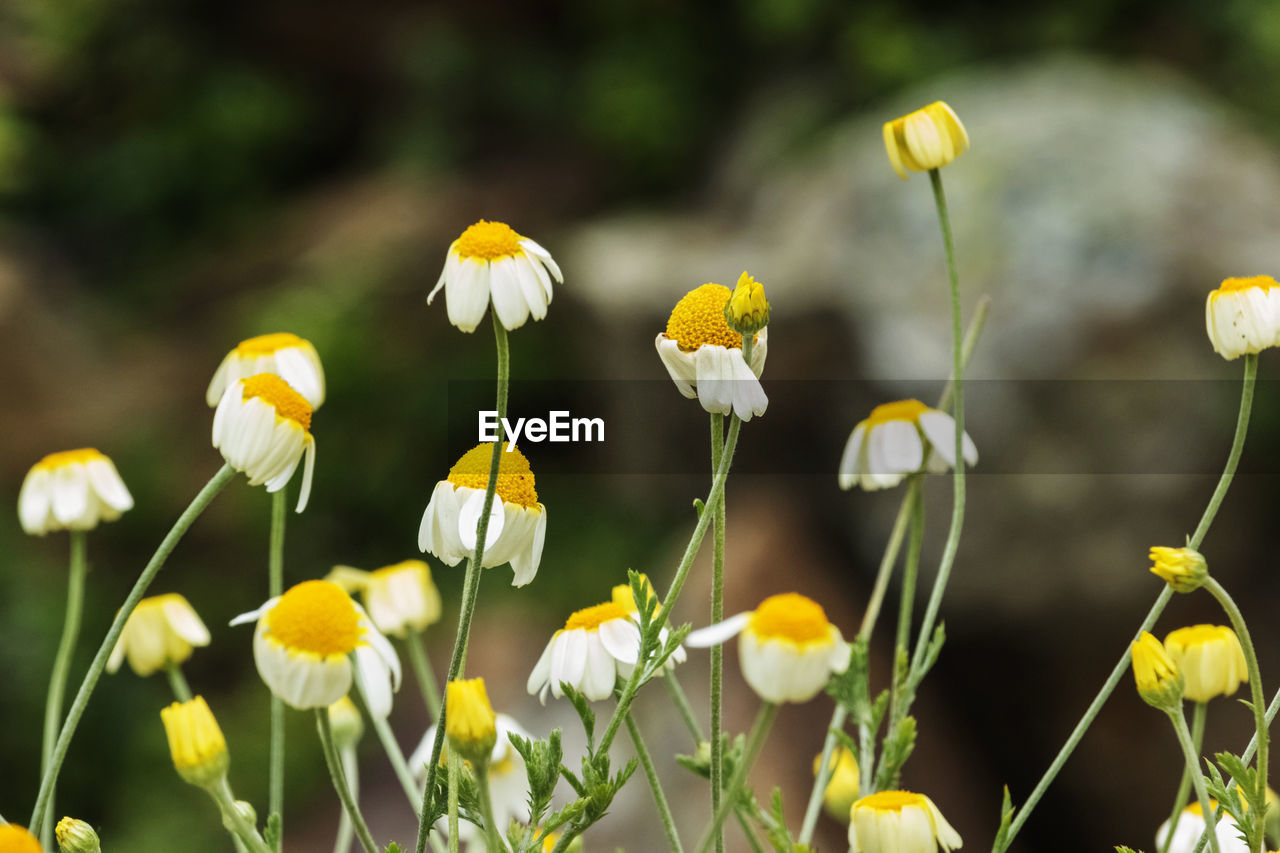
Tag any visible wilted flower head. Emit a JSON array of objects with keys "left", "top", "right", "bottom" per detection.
[{"left": 18, "top": 448, "right": 133, "bottom": 536}]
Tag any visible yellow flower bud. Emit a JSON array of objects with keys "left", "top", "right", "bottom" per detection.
[
  {"left": 1149, "top": 546, "right": 1208, "bottom": 593},
  {"left": 328, "top": 695, "right": 365, "bottom": 750},
  {"left": 160, "top": 695, "right": 230, "bottom": 788},
  {"left": 813, "top": 746, "right": 860, "bottom": 822},
  {"left": 883, "top": 101, "right": 969, "bottom": 180},
  {"left": 55, "top": 817, "right": 101, "bottom": 853},
  {"left": 724, "top": 271, "right": 770, "bottom": 335},
  {"left": 446, "top": 677, "right": 497, "bottom": 765},
  {"left": 1131, "top": 631, "right": 1184, "bottom": 710},
  {"left": 0, "top": 825, "right": 43, "bottom": 853},
  {"left": 1164, "top": 625, "right": 1248, "bottom": 703}
]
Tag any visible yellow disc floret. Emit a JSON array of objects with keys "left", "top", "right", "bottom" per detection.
[
  {"left": 865, "top": 399, "right": 931, "bottom": 427},
  {"left": 565, "top": 601, "right": 629, "bottom": 632},
  {"left": 454, "top": 220, "right": 524, "bottom": 261},
  {"left": 1215, "top": 275, "right": 1278, "bottom": 294},
  {"left": 858, "top": 790, "right": 928, "bottom": 812},
  {"left": 235, "top": 332, "right": 306, "bottom": 355},
  {"left": 266, "top": 580, "right": 361, "bottom": 657},
  {"left": 242, "top": 373, "right": 313, "bottom": 431},
  {"left": 749, "top": 593, "right": 831, "bottom": 644},
  {"left": 665, "top": 283, "right": 744, "bottom": 352},
  {"left": 0, "top": 825, "right": 43, "bottom": 853},
  {"left": 35, "top": 448, "right": 105, "bottom": 470},
  {"left": 446, "top": 442, "right": 539, "bottom": 507}
]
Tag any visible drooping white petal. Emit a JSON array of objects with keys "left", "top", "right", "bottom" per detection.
[
  {"left": 85, "top": 457, "right": 134, "bottom": 512},
  {"left": 685, "top": 612, "right": 752, "bottom": 648},
  {"left": 655, "top": 336, "right": 698, "bottom": 399},
  {"left": 550, "top": 630, "right": 588, "bottom": 698},
  {"left": 693, "top": 345, "right": 736, "bottom": 416},
  {"left": 458, "top": 491, "right": 506, "bottom": 552},
  {"left": 163, "top": 599, "right": 211, "bottom": 646},
  {"left": 917, "top": 410, "right": 978, "bottom": 467},
  {"left": 50, "top": 463, "right": 89, "bottom": 526},
  {"left": 445, "top": 257, "right": 492, "bottom": 333},
  {"left": 838, "top": 423, "right": 868, "bottom": 491},
  {"left": 489, "top": 256, "right": 531, "bottom": 330},
  {"left": 597, "top": 618, "right": 641, "bottom": 665},
  {"left": 579, "top": 634, "right": 618, "bottom": 701}
]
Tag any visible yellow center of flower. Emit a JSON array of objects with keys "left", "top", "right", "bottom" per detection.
[
  {"left": 565, "top": 601, "right": 629, "bottom": 632},
  {"left": 749, "top": 593, "right": 830, "bottom": 643},
  {"left": 865, "top": 399, "right": 931, "bottom": 426},
  {"left": 242, "top": 373, "right": 313, "bottom": 431},
  {"left": 665, "top": 283, "right": 744, "bottom": 352},
  {"left": 446, "top": 443, "right": 539, "bottom": 507},
  {"left": 0, "top": 825, "right": 42, "bottom": 853},
  {"left": 454, "top": 220, "right": 523, "bottom": 260},
  {"left": 266, "top": 580, "right": 361, "bottom": 657},
  {"left": 35, "top": 448, "right": 104, "bottom": 470},
  {"left": 858, "top": 790, "right": 927, "bottom": 813},
  {"left": 235, "top": 332, "right": 306, "bottom": 355},
  {"left": 1217, "top": 275, "right": 1278, "bottom": 293}
]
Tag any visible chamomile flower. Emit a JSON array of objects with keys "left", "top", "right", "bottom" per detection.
[
  {"left": 848, "top": 790, "right": 962, "bottom": 853},
  {"left": 54, "top": 818, "right": 101, "bottom": 853},
  {"left": 231, "top": 580, "right": 401, "bottom": 717},
  {"left": 427, "top": 219, "right": 563, "bottom": 333},
  {"left": 418, "top": 443, "right": 547, "bottom": 587},
  {"left": 882, "top": 101, "right": 969, "bottom": 180},
  {"left": 655, "top": 281, "right": 768, "bottom": 421},
  {"left": 686, "top": 592, "right": 850, "bottom": 704},
  {"left": 838, "top": 400, "right": 977, "bottom": 492},
  {"left": 0, "top": 825, "right": 42, "bottom": 853},
  {"left": 18, "top": 448, "right": 133, "bottom": 536},
  {"left": 1131, "top": 630, "right": 1183, "bottom": 710},
  {"left": 1164, "top": 625, "right": 1248, "bottom": 703},
  {"left": 326, "top": 560, "right": 443, "bottom": 637},
  {"left": 107, "top": 593, "right": 211, "bottom": 677},
  {"left": 527, "top": 602, "right": 641, "bottom": 703},
  {"left": 610, "top": 576, "right": 686, "bottom": 671},
  {"left": 206, "top": 332, "right": 325, "bottom": 409},
  {"left": 1156, "top": 801, "right": 1249, "bottom": 853},
  {"left": 160, "top": 695, "right": 230, "bottom": 788},
  {"left": 1205, "top": 276, "right": 1280, "bottom": 361},
  {"left": 211, "top": 373, "right": 317, "bottom": 512}
]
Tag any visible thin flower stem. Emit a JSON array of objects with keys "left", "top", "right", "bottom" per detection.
[
  {"left": 334, "top": 746, "right": 358, "bottom": 853},
  {"left": 317, "top": 710, "right": 379, "bottom": 853},
  {"left": 694, "top": 702, "right": 778, "bottom": 853},
  {"left": 268, "top": 488, "right": 287, "bottom": 851},
  {"left": 352, "top": 654, "right": 427, "bottom": 810},
  {"left": 1160, "top": 701, "right": 1207, "bottom": 853},
  {"left": 166, "top": 664, "right": 193, "bottom": 701},
  {"left": 709, "top": 411, "right": 726, "bottom": 853},
  {"left": 878, "top": 477, "right": 926, "bottom": 787},
  {"left": 857, "top": 479, "right": 918, "bottom": 642},
  {"left": 447, "top": 753, "right": 461, "bottom": 853},
  {"left": 626, "top": 711, "right": 684, "bottom": 853},
  {"left": 1170, "top": 706, "right": 1223, "bottom": 853},
  {"left": 39, "top": 529, "right": 87, "bottom": 848},
  {"left": 211, "top": 778, "right": 273, "bottom": 853},
  {"left": 1191, "top": 686, "right": 1280, "bottom": 853},
  {"left": 416, "top": 313, "right": 509, "bottom": 853},
  {"left": 475, "top": 764, "right": 507, "bottom": 853},
  {"left": 407, "top": 628, "right": 443, "bottom": 719},
  {"left": 995, "top": 353, "right": 1258, "bottom": 852},
  {"left": 1205, "top": 576, "right": 1268, "bottom": 850},
  {"left": 664, "top": 671, "right": 704, "bottom": 742},
  {"left": 29, "top": 462, "right": 236, "bottom": 833}
]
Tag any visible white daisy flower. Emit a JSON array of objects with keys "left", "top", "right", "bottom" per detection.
[
  {"left": 411, "top": 713, "right": 533, "bottom": 848},
  {"left": 687, "top": 592, "right": 850, "bottom": 704},
  {"left": 427, "top": 219, "right": 563, "bottom": 333},
  {"left": 527, "top": 601, "right": 641, "bottom": 703},
  {"left": 838, "top": 399, "right": 977, "bottom": 492},
  {"left": 326, "top": 560, "right": 443, "bottom": 638},
  {"left": 206, "top": 332, "right": 326, "bottom": 410},
  {"left": 848, "top": 790, "right": 962, "bottom": 853},
  {"left": 655, "top": 282, "right": 768, "bottom": 421},
  {"left": 18, "top": 448, "right": 134, "bottom": 536},
  {"left": 107, "top": 593, "right": 211, "bottom": 677},
  {"left": 1205, "top": 275, "right": 1280, "bottom": 360},
  {"left": 231, "top": 579, "right": 401, "bottom": 717},
  {"left": 418, "top": 442, "right": 547, "bottom": 587},
  {"left": 610, "top": 575, "right": 686, "bottom": 672},
  {"left": 1156, "top": 801, "right": 1248, "bottom": 853},
  {"left": 211, "top": 373, "right": 318, "bottom": 512}
]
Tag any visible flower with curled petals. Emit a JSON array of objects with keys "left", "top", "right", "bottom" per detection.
[
  {"left": 18, "top": 448, "right": 133, "bottom": 536},
  {"left": 206, "top": 332, "right": 325, "bottom": 409},
  {"left": 838, "top": 399, "right": 977, "bottom": 492},
  {"left": 211, "top": 373, "right": 317, "bottom": 512},
  {"left": 527, "top": 602, "right": 641, "bottom": 703}
]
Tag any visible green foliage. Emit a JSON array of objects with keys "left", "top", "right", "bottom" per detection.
[
  {"left": 263, "top": 813, "right": 282, "bottom": 851},
  {"left": 1205, "top": 751, "right": 1268, "bottom": 853}
]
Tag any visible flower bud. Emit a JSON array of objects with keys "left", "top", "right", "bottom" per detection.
[
  {"left": 813, "top": 746, "right": 860, "bottom": 822},
  {"left": 160, "top": 695, "right": 230, "bottom": 788},
  {"left": 1149, "top": 546, "right": 1208, "bottom": 593},
  {"left": 55, "top": 817, "right": 101, "bottom": 853},
  {"left": 445, "top": 677, "right": 497, "bottom": 766},
  {"left": 1131, "top": 631, "right": 1184, "bottom": 711},
  {"left": 1164, "top": 625, "right": 1248, "bottom": 703},
  {"left": 221, "top": 800, "right": 258, "bottom": 835},
  {"left": 882, "top": 101, "right": 969, "bottom": 180},
  {"left": 724, "top": 272, "right": 770, "bottom": 336},
  {"left": 328, "top": 695, "right": 364, "bottom": 750}
]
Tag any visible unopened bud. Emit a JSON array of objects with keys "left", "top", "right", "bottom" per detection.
[{"left": 55, "top": 818, "right": 101, "bottom": 853}]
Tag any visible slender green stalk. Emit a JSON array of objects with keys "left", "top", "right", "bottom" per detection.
[
  {"left": 334, "top": 747, "right": 358, "bottom": 853},
  {"left": 30, "top": 463, "right": 236, "bottom": 833},
  {"left": 694, "top": 703, "right": 778, "bottom": 853},
  {"left": 415, "top": 313, "right": 510, "bottom": 853},
  {"left": 352, "top": 653, "right": 427, "bottom": 810},
  {"left": 627, "top": 712, "right": 684, "bottom": 853},
  {"left": 407, "top": 628, "right": 442, "bottom": 719},
  {"left": 447, "top": 753, "right": 461, "bottom": 853},
  {"left": 268, "top": 488, "right": 287, "bottom": 850},
  {"left": 166, "top": 664, "right": 193, "bottom": 701},
  {"left": 1205, "top": 577, "right": 1268, "bottom": 850},
  {"left": 664, "top": 671, "right": 704, "bottom": 742},
  {"left": 39, "top": 529, "right": 87, "bottom": 847},
  {"left": 475, "top": 763, "right": 507, "bottom": 853},
  {"left": 211, "top": 778, "right": 273, "bottom": 853},
  {"left": 995, "top": 353, "right": 1258, "bottom": 852},
  {"left": 1170, "top": 707, "right": 1223, "bottom": 853},
  {"left": 317, "top": 710, "right": 378, "bottom": 853},
  {"left": 709, "top": 412, "right": 727, "bottom": 853},
  {"left": 857, "top": 478, "right": 919, "bottom": 644},
  {"left": 1160, "top": 702, "right": 1207, "bottom": 853},
  {"left": 1191, "top": 685, "right": 1280, "bottom": 853}
]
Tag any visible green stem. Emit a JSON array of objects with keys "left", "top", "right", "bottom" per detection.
[
  {"left": 317, "top": 710, "right": 378, "bottom": 853},
  {"left": 29, "top": 463, "right": 236, "bottom": 833},
  {"left": 475, "top": 764, "right": 507, "bottom": 853},
  {"left": 664, "top": 670, "right": 704, "bottom": 742},
  {"left": 39, "top": 529, "right": 87, "bottom": 848},
  {"left": 166, "top": 664, "right": 193, "bottom": 701},
  {"left": 211, "top": 778, "right": 273, "bottom": 853},
  {"left": 415, "top": 313, "right": 510, "bottom": 853},
  {"left": 627, "top": 712, "right": 684, "bottom": 853},
  {"left": 694, "top": 702, "right": 778, "bottom": 853},
  {"left": 269, "top": 488, "right": 287, "bottom": 850},
  {"left": 352, "top": 653, "right": 426, "bottom": 810},
  {"left": 1160, "top": 702, "right": 1207, "bottom": 853},
  {"left": 406, "top": 629, "right": 443, "bottom": 720},
  {"left": 1191, "top": 686, "right": 1280, "bottom": 853},
  {"left": 710, "top": 412, "right": 726, "bottom": 853},
  {"left": 447, "top": 753, "right": 460, "bottom": 853},
  {"left": 334, "top": 747, "right": 358, "bottom": 853},
  {"left": 856, "top": 479, "right": 918, "bottom": 644},
  {"left": 1170, "top": 706, "right": 1223, "bottom": 853},
  {"left": 1205, "top": 577, "right": 1268, "bottom": 850},
  {"left": 995, "top": 353, "right": 1258, "bottom": 852}
]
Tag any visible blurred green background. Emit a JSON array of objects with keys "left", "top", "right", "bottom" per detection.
[{"left": 6, "top": 1, "right": 1280, "bottom": 850}]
